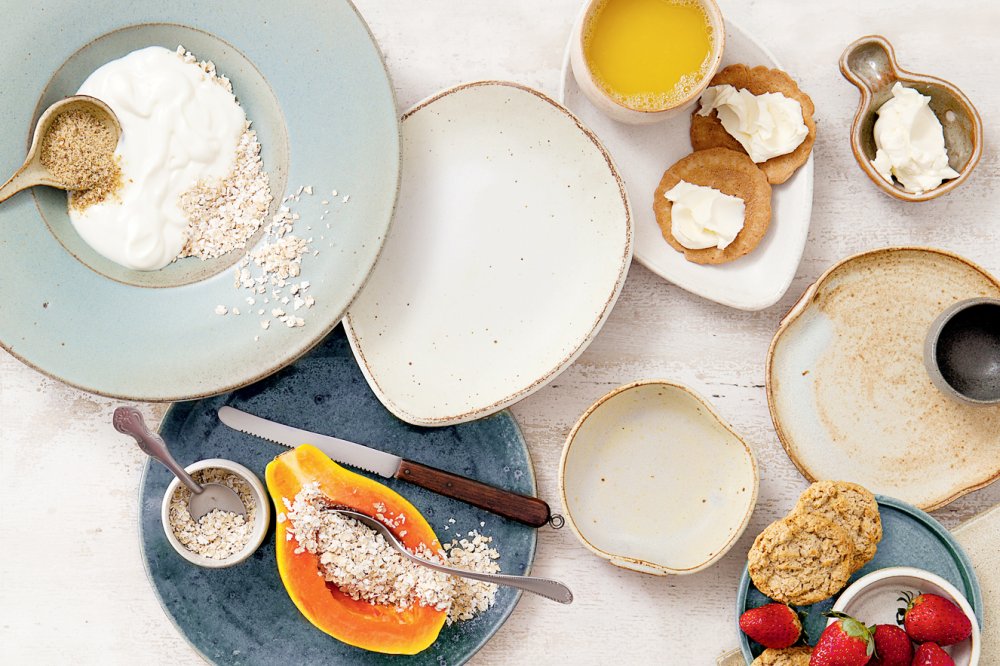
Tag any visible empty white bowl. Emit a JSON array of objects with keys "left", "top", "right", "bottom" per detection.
[
  {"left": 559, "top": 380, "right": 758, "bottom": 575},
  {"left": 161, "top": 458, "right": 271, "bottom": 569},
  {"left": 832, "top": 566, "right": 980, "bottom": 665}
]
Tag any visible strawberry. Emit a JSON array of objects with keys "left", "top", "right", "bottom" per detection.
[
  {"left": 739, "top": 603, "right": 802, "bottom": 649},
  {"left": 809, "top": 612, "right": 875, "bottom": 666},
  {"left": 911, "top": 642, "right": 955, "bottom": 666},
  {"left": 867, "top": 624, "right": 912, "bottom": 666},
  {"left": 897, "top": 592, "right": 972, "bottom": 646}
]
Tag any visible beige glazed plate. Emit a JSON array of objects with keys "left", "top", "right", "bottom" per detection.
[
  {"left": 767, "top": 247, "right": 1000, "bottom": 511},
  {"left": 560, "top": 381, "right": 758, "bottom": 575}
]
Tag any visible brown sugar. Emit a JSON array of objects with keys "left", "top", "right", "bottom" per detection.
[{"left": 39, "top": 109, "right": 122, "bottom": 210}]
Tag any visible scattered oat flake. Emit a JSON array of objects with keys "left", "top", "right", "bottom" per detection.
[{"left": 214, "top": 305, "right": 228, "bottom": 315}]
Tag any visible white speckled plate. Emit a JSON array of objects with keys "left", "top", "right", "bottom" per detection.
[
  {"left": 767, "top": 247, "right": 1000, "bottom": 511},
  {"left": 344, "top": 81, "right": 632, "bottom": 427},
  {"left": 559, "top": 380, "right": 758, "bottom": 575},
  {"left": 559, "top": 18, "right": 813, "bottom": 311}
]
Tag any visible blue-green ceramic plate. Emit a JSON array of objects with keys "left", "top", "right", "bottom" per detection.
[
  {"left": 0, "top": 0, "right": 399, "bottom": 401},
  {"left": 737, "top": 496, "right": 983, "bottom": 663},
  {"left": 140, "top": 326, "right": 537, "bottom": 665}
]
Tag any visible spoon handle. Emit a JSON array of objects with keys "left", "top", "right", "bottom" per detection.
[
  {"left": 0, "top": 166, "right": 39, "bottom": 204},
  {"left": 113, "top": 407, "right": 202, "bottom": 495},
  {"left": 404, "top": 552, "right": 574, "bottom": 604}
]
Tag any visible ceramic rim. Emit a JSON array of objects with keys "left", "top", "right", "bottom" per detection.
[{"left": 558, "top": 379, "right": 759, "bottom": 575}]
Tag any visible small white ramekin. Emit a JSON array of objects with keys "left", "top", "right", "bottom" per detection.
[
  {"left": 568, "top": 0, "right": 726, "bottom": 124},
  {"left": 160, "top": 458, "right": 271, "bottom": 569},
  {"left": 832, "top": 566, "right": 980, "bottom": 666}
]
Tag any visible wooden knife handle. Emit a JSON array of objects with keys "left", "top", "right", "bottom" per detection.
[{"left": 396, "top": 459, "right": 551, "bottom": 527}]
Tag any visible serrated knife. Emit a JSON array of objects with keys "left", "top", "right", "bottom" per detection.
[{"left": 218, "top": 406, "right": 552, "bottom": 527}]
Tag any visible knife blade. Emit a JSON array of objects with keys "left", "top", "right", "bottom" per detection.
[{"left": 218, "top": 406, "right": 552, "bottom": 528}]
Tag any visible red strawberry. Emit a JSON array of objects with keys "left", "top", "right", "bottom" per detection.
[
  {"left": 911, "top": 642, "right": 955, "bottom": 666},
  {"left": 810, "top": 612, "right": 875, "bottom": 666},
  {"left": 898, "top": 592, "right": 972, "bottom": 646},
  {"left": 867, "top": 624, "right": 912, "bottom": 666},
  {"left": 740, "top": 603, "right": 802, "bottom": 649}
]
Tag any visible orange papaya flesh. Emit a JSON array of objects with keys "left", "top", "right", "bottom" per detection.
[{"left": 265, "top": 444, "right": 446, "bottom": 655}]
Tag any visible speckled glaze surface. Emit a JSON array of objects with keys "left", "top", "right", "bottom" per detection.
[
  {"left": 139, "top": 326, "right": 537, "bottom": 665},
  {"left": 737, "top": 496, "right": 983, "bottom": 664},
  {"left": 767, "top": 247, "right": 1000, "bottom": 511},
  {"left": 560, "top": 380, "right": 758, "bottom": 576},
  {"left": 0, "top": 0, "right": 400, "bottom": 401},
  {"left": 344, "top": 81, "right": 632, "bottom": 427},
  {"left": 561, "top": 19, "right": 814, "bottom": 310},
  {"left": 840, "top": 35, "right": 983, "bottom": 202}
]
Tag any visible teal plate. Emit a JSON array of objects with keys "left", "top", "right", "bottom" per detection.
[
  {"left": 139, "top": 326, "right": 537, "bottom": 665},
  {"left": 0, "top": 0, "right": 399, "bottom": 401},
  {"left": 737, "top": 496, "right": 983, "bottom": 663}
]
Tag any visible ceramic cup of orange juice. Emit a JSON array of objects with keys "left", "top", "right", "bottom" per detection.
[{"left": 570, "top": 0, "right": 725, "bottom": 124}]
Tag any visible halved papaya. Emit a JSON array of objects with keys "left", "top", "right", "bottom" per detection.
[{"left": 265, "top": 444, "right": 446, "bottom": 655}]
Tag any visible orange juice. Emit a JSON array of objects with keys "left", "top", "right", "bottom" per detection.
[{"left": 583, "top": 0, "right": 715, "bottom": 111}]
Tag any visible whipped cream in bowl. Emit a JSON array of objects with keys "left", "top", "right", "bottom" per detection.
[{"left": 871, "top": 82, "right": 959, "bottom": 195}]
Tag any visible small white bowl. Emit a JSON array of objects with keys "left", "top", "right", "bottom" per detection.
[
  {"left": 161, "top": 458, "right": 271, "bottom": 569},
  {"left": 559, "top": 380, "right": 758, "bottom": 575},
  {"left": 832, "top": 566, "right": 981, "bottom": 665},
  {"left": 568, "top": 0, "right": 725, "bottom": 124}
]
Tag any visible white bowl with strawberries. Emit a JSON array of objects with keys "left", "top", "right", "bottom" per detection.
[{"left": 824, "top": 566, "right": 980, "bottom": 666}]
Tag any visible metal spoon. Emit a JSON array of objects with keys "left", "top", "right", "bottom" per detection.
[
  {"left": 333, "top": 508, "right": 574, "bottom": 604},
  {"left": 113, "top": 407, "right": 246, "bottom": 521},
  {"left": 0, "top": 95, "right": 121, "bottom": 204}
]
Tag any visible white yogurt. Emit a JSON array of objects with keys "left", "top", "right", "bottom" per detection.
[{"left": 71, "top": 46, "right": 246, "bottom": 270}]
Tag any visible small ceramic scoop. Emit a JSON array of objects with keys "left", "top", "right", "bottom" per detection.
[
  {"left": 839, "top": 35, "right": 983, "bottom": 202},
  {"left": 113, "top": 407, "right": 247, "bottom": 521},
  {"left": 0, "top": 95, "right": 121, "bottom": 204}
]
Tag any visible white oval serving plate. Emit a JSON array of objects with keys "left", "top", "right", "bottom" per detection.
[
  {"left": 559, "top": 380, "right": 758, "bottom": 575},
  {"left": 343, "top": 81, "right": 632, "bottom": 427},
  {"left": 559, "top": 17, "right": 813, "bottom": 311},
  {"left": 767, "top": 247, "right": 1000, "bottom": 511}
]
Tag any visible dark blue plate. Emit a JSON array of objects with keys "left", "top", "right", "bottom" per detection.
[
  {"left": 139, "top": 326, "right": 537, "bottom": 665},
  {"left": 737, "top": 496, "right": 982, "bottom": 663}
]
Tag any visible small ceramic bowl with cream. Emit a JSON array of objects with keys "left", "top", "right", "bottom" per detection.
[
  {"left": 832, "top": 567, "right": 981, "bottom": 665},
  {"left": 559, "top": 380, "right": 758, "bottom": 575},
  {"left": 569, "top": 0, "right": 725, "bottom": 124},
  {"left": 840, "top": 35, "right": 983, "bottom": 202},
  {"left": 161, "top": 458, "right": 271, "bottom": 569}
]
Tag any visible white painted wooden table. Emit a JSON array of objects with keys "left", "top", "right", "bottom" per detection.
[{"left": 1, "top": 1, "right": 997, "bottom": 663}]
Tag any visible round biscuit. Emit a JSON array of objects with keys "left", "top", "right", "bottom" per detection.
[
  {"left": 690, "top": 64, "right": 816, "bottom": 184},
  {"left": 751, "top": 647, "right": 812, "bottom": 666},
  {"left": 793, "top": 480, "right": 882, "bottom": 572},
  {"left": 748, "top": 512, "right": 854, "bottom": 605},
  {"left": 652, "top": 147, "right": 772, "bottom": 265}
]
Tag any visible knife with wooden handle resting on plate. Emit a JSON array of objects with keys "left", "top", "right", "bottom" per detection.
[{"left": 217, "top": 406, "right": 553, "bottom": 527}]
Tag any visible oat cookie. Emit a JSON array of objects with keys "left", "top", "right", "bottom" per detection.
[
  {"left": 751, "top": 646, "right": 812, "bottom": 666},
  {"left": 690, "top": 64, "right": 816, "bottom": 184},
  {"left": 652, "top": 147, "right": 772, "bottom": 265},
  {"left": 793, "top": 480, "right": 882, "bottom": 572},
  {"left": 748, "top": 512, "right": 855, "bottom": 605}
]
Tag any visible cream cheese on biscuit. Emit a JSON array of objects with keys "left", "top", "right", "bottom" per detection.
[
  {"left": 664, "top": 180, "right": 745, "bottom": 250},
  {"left": 697, "top": 84, "right": 808, "bottom": 163},
  {"left": 871, "top": 82, "right": 959, "bottom": 194}
]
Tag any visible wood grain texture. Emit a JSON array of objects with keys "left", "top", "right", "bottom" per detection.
[
  {"left": 1, "top": 1, "right": 998, "bottom": 664},
  {"left": 396, "top": 460, "right": 552, "bottom": 527}
]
